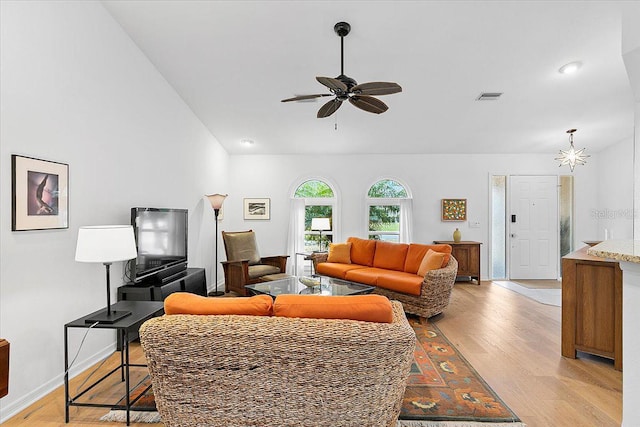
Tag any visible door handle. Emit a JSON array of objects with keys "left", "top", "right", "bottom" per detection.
[{"left": 511, "top": 233, "right": 517, "bottom": 238}]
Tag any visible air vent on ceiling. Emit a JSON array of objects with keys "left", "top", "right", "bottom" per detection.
[{"left": 476, "top": 92, "right": 503, "bottom": 101}]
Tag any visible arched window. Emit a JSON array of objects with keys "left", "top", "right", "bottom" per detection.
[
  {"left": 294, "top": 179, "right": 336, "bottom": 252},
  {"left": 366, "top": 179, "right": 412, "bottom": 243}
]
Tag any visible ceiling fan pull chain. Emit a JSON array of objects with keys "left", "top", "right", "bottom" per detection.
[{"left": 335, "top": 111, "right": 338, "bottom": 130}]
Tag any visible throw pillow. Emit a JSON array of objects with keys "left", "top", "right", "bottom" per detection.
[
  {"left": 327, "top": 242, "right": 352, "bottom": 264},
  {"left": 417, "top": 249, "right": 447, "bottom": 276},
  {"left": 273, "top": 294, "right": 393, "bottom": 323},
  {"left": 164, "top": 292, "right": 273, "bottom": 316}
]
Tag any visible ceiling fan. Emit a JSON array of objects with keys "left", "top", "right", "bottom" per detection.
[{"left": 281, "top": 22, "right": 402, "bottom": 118}]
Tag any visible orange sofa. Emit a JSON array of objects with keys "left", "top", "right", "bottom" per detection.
[{"left": 312, "top": 237, "right": 458, "bottom": 318}]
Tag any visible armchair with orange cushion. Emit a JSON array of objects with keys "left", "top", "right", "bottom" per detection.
[
  {"left": 311, "top": 237, "right": 458, "bottom": 318},
  {"left": 221, "top": 230, "right": 289, "bottom": 295}
]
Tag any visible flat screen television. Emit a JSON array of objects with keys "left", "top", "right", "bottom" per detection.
[{"left": 129, "top": 207, "right": 188, "bottom": 284}]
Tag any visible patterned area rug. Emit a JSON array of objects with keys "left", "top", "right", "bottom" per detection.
[
  {"left": 399, "top": 317, "right": 525, "bottom": 426},
  {"left": 100, "top": 377, "right": 161, "bottom": 423}
]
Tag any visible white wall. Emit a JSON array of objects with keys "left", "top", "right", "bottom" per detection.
[
  {"left": 226, "top": 153, "right": 606, "bottom": 277},
  {"left": 595, "top": 137, "right": 635, "bottom": 240},
  {"left": 0, "top": 1, "right": 228, "bottom": 420}
]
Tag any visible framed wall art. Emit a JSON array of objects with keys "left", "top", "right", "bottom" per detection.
[
  {"left": 441, "top": 198, "right": 467, "bottom": 221},
  {"left": 244, "top": 198, "right": 270, "bottom": 220},
  {"left": 12, "top": 155, "right": 69, "bottom": 231}
]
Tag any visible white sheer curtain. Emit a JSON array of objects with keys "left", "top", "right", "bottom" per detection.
[
  {"left": 286, "top": 198, "right": 306, "bottom": 275},
  {"left": 399, "top": 198, "right": 413, "bottom": 243}
]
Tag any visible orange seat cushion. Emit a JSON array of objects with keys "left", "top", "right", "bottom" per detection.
[
  {"left": 316, "top": 262, "right": 366, "bottom": 279},
  {"left": 373, "top": 241, "right": 409, "bottom": 271},
  {"left": 345, "top": 267, "right": 388, "bottom": 286},
  {"left": 404, "top": 244, "right": 452, "bottom": 274},
  {"left": 347, "top": 237, "right": 377, "bottom": 266},
  {"left": 327, "top": 242, "right": 352, "bottom": 264},
  {"left": 164, "top": 292, "right": 273, "bottom": 316},
  {"left": 376, "top": 271, "right": 424, "bottom": 296},
  {"left": 418, "top": 249, "right": 447, "bottom": 276},
  {"left": 274, "top": 294, "right": 393, "bottom": 323}
]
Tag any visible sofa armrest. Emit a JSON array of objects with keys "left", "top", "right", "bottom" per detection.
[
  {"left": 310, "top": 252, "right": 329, "bottom": 272},
  {"left": 420, "top": 256, "right": 458, "bottom": 296}
]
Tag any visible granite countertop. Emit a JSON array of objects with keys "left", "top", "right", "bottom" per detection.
[{"left": 587, "top": 240, "right": 640, "bottom": 264}]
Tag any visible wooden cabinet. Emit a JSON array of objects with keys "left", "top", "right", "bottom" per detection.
[
  {"left": 562, "top": 246, "right": 622, "bottom": 370},
  {"left": 434, "top": 241, "right": 482, "bottom": 283},
  {"left": 0, "top": 339, "right": 8, "bottom": 398}
]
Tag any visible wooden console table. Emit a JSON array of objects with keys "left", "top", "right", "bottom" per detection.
[
  {"left": 434, "top": 241, "right": 482, "bottom": 284},
  {"left": 562, "top": 246, "right": 622, "bottom": 370}
]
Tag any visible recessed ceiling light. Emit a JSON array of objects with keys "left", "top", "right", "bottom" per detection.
[
  {"left": 241, "top": 139, "right": 254, "bottom": 146},
  {"left": 558, "top": 61, "right": 582, "bottom": 75}
]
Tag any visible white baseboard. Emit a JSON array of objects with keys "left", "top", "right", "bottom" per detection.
[{"left": 0, "top": 343, "right": 116, "bottom": 424}]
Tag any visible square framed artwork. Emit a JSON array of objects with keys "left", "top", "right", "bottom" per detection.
[
  {"left": 243, "top": 198, "right": 270, "bottom": 220},
  {"left": 441, "top": 198, "right": 467, "bottom": 221},
  {"left": 12, "top": 155, "right": 69, "bottom": 231}
]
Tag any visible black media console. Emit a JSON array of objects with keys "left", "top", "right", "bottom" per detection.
[{"left": 117, "top": 267, "right": 207, "bottom": 302}]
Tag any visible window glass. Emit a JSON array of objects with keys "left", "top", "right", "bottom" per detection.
[
  {"left": 294, "top": 179, "right": 335, "bottom": 252},
  {"left": 367, "top": 179, "right": 408, "bottom": 242}
]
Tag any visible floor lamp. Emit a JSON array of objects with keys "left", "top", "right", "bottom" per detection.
[
  {"left": 311, "top": 217, "right": 331, "bottom": 252},
  {"left": 207, "top": 193, "right": 228, "bottom": 296},
  {"left": 75, "top": 225, "right": 138, "bottom": 323}
]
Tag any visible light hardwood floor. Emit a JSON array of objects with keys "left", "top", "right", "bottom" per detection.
[{"left": 3, "top": 281, "right": 621, "bottom": 426}]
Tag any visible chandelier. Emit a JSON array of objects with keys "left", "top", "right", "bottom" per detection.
[{"left": 555, "top": 129, "right": 589, "bottom": 172}]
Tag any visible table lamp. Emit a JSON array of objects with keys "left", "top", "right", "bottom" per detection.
[
  {"left": 206, "top": 193, "right": 228, "bottom": 296},
  {"left": 311, "top": 217, "right": 331, "bottom": 252},
  {"left": 75, "top": 225, "right": 137, "bottom": 323}
]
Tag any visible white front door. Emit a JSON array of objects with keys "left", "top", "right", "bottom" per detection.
[{"left": 509, "top": 175, "right": 559, "bottom": 279}]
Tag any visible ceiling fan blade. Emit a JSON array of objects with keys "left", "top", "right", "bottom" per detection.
[
  {"left": 281, "top": 94, "right": 333, "bottom": 102},
  {"left": 352, "top": 82, "right": 402, "bottom": 96},
  {"left": 316, "top": 76, "right": 348, "bottom": 93},
  {"left": 317, "top": 99, "right": 342, "bottom": 118},
  {"left": 349, "top": 95, "right": 389, "bottom": 114}
]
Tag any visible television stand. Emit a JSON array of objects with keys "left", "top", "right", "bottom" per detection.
[{"left": 117, "top": 268, "right": 206, "bottom": 302}]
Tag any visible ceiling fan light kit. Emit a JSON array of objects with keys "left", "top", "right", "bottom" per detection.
[{"left": 281, "top": 21, "right": 402, "bottom": 118}]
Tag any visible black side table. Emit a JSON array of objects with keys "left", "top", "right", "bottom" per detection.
[{"left": 64, "top": 300, "right": 164, "bottom": 426}]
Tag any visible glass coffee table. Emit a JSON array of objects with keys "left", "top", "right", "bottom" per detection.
[{"left": 245, "top": 275, "right": 374, "bottom": 297}]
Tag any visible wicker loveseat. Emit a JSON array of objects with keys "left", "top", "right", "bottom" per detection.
[
  {"left": 312, "top": 237, "right": 458, "bottom": 318},
  {"left": 140, "top": 296, "right": 416, "bottom": 427}
]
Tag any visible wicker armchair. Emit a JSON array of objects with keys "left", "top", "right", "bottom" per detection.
[
  {"left": 139, "top": 301, "right": 416, "bottom": 427},
  {"left": 221, "top": 230, "right": 289, "bottom": 295},
  {"left": 313, "top": 253, "right": 458, "bottom": 318}
]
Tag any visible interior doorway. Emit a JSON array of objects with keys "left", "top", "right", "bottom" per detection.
[{"left": 490, "top": 174, "right": 574, "bottom": 280}]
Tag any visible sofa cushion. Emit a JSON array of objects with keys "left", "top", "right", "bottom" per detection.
[
  {"left": 376, "top": 271, "right": 424, "bottom": 296},
  {"left": 345, "top": 267, "right": 390, "bottom": 286},
  {"left": 347, "top": 237, "right": 377, "bottom": 266},
  {"left": 418, "top": 249, "right": 447, "bottom": 276},
  {"left": 273, "top": 294, "right": 393, "bottom": 323},
  {"left": 327, "top": 242, "right": 352, "bottom": 264},
  {"left": 248, "top": 264, "right": 281, "bottom": 279},
  {"left": 404, "top": 244, "right": 452, "bottom": 274},
  {"left": 373, "top": 241, "right": 409, "bottom": 271},
  {"left": 164, "top": 292, "right": 273, "bottom": 316},
  {"left": 316, "top": 262, "right": 366, "bottom": 279}
]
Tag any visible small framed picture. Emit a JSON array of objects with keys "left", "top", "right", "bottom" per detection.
[
  {"left": 12, "top": 155, "right": 69, "bottom": 231},
  {"left": 244, "top": 198, "right": 270, "bottom": 220},
  {"left": 442, "top": 198, "right": 467, "bottom": 221}
]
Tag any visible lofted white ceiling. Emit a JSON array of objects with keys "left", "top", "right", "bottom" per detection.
[{"left": 102, "top": 0, "right": 635, "bottom": 155}]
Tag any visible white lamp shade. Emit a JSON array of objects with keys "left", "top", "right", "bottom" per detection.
[
  {"left": 311, "top": 217, "right": 331, "bottom": 231},
  {"left": 75, "top": 225, "right": 137, "bottom": 263},
  {"left": 206, "top": 194, "right": 228, "bottom": 210}
]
